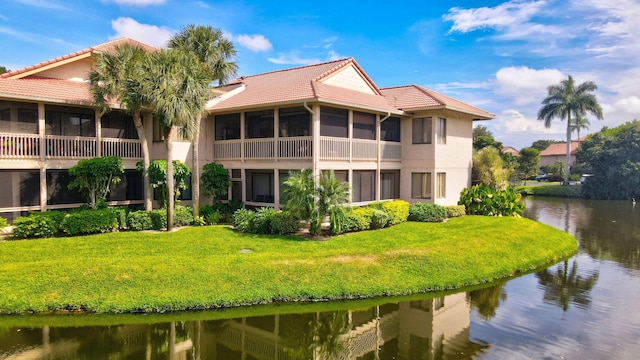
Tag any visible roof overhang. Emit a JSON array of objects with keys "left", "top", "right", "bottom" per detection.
[
  {"left": 401, "top": 105, "right": 494, "bottom": 120},
  {"left": 207, "top": 97, "right": 405, "bottom": 116}
]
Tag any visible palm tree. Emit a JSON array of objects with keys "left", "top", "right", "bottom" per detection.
[
  {"left": 138, "top": 49, "right": 210, "bottom": 230},
  {"left": 571, "top": 112, "right": 590, "bottom": 147},
  {"left": 89, "top": 44, "right": 153, "bottom": 211},
  {"left": 168, "top": 25, "right": 237, "bottom": 218},
  {"left": 538, "top": 75, "right": 603, "bottom": 184},
  {"left": 317, "top": 171, "right": 350, "bottom": 235}
]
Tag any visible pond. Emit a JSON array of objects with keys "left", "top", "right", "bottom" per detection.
[{"left": 1, "top": 197, "right": 639, "bottom": 359}]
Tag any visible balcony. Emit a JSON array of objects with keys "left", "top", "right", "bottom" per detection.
[
  {"left": 0, "top": 133, "right": 143, "bottom": 160},
  {"left": 213, "top": 136, "right": 401, "bottom": 161}
]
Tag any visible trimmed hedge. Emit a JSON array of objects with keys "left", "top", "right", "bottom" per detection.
[
  {"left": 408, "top": 202, "right": 447, "bottom": 222},
  {"left": 380, "top": 200, "right": 410, "bottom": 225},
  {"left": 232, "top": 208, "right": 300, "bottom": 235},
  {"left": 445, "top": 205, "right": 466, "bottom": 218},
  {"left": 370, "top": 209, "right": 389, "bottom": 229},
  {"left": 269, "top": 210, "right": 300, "bottom": 235},
  {"left": 60, "top": 209, "right": 119, "bottom": 236},
  {"left": 13, "top": 211, "right": 66, "bottom": 239},
  {"left": 149, "top": 210, "right": 167, "bottom": 230},
  {"left": 127, "top": 211, "right": 153, "bottom": 231},
  {"left": 173, "top": 205, "right": 194, "bottom": 227}
]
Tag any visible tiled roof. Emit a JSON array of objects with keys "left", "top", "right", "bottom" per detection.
[
  {"left": 0, "top": 38, "right": 156, "bottom": 79},
  {"left": 540, "top": 141, "right": 579, "bottom": 156},
  {"left": 0, "top": 77, "right": 93, "bottom": 104},
  {"left": 380, "top": 85, "right": 494, "bottom": 119},
  {"left": 208, "top": 58, "right": 400, "bottom": 113},
  {"left": 502, "top": 146, "right": 520, "bottom": 156}
]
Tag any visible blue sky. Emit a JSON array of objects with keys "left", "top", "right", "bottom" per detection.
[{"left": 2, "top": 0, "right": 639, "bottom": 149}]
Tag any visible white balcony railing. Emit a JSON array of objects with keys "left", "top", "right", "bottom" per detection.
[
  {"left": 102, "top": 138, "right": 143, "bottom": 159},
  {"left": 352, "top": 138, "right": 378, "bottom": 160},
  {"left": 245, "top": 138, "right": 275, "bottom": 159},
  {"left": 45, "top": 135, "right": 97, "bottom": 158},
  {"left": 320, "top": 136, "right": 349, "bottom": 160},
  {"left": 381, "top": 141, "right": 402, "bottom": 160},
  {"left": 0, "top": 133, "right": 40, "bottom": 158},
  {"left": 278, "top": 136, "right": 312, "bottom": 158},
  {"left": 214, "top": 140, "right": 242, "bottom": 159}
]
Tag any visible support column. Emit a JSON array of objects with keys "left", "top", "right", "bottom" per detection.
[
  {"left": 311, "top": 104, "right": 320, "bottom": 177},
  {"left": 241, "top": 168, "right": 246, "bottom": 204},
  {"left": 274, "top": 169, "right": 280, "bottom": 210},
  {"left": 274, "top": 108, "right": 279, "bottom": 162},
  {"left": 348, "top": 110, "right": 353, "bottom": 163},
  {"left": 95, "top": 109, "right": 102, "bottom": 157},
  {"left": 38, "top": 103, "right": 47, "bottom": 212},
  {"left": 376, "top": 115, "right": 381, "bottom": 201},
  {"left": 240, "top": 112, "right": 245, "bottom": 163}
]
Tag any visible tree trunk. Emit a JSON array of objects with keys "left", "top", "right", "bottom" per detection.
[
  {"left": 191, "top": 114, "right": 201, "bottom": 218},
  {"left": 133, "top": 110, "right": 152, "bottom": 211},
  {"left": 165, "top": 127, "right": 175, "bottom": 231},
  {"left": 565, "top": 113, "right": 572, "bottom": 185}
]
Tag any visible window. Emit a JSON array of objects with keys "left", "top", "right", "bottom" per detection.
[
  {"left": 381, "top": 117, "right": 401, "bottom": 142},
  {"left": 0, "top": 170, "right": 40, "bottom": 207},
  {"left": 437, "top": 117, "right": 446, "bottom": 144},
  {"left": 231, "top": 181, "right": 242, "bottom": 201},
  {"left": 248, "top": 171, "right": 274, "bottom": 203},
  {"left": 411, "top": 172, "right": 431, "bottom": 199},
  {"left": 279, "top": 107, "right": 310, "bottom": 137},
  {"left": 0, "top": 100, "right": 38, "bottom": 134},
  {"left": 381, "top": 171, "right": 399, "bottom": 200},
  {"left": 102, "top": 111, "right": 137, "bottom": 139},
  {"left": 108, "top": 170, "right": 143, "bottom": 201},
  {"left": 215, "top": 113, "right": 241, "bottom": 140},
  {"left": 352, "top": 170, "right": 375, "bottom": 202},
  {"left": 353, "top": 111, "right": 375, "bottom": 140},
  {"left": 46, "top": 170, "right": 86, "bottom": 205},
  {"left": 320, "top": 106, "right": 348, "bottom": 138},
  {"left": 45, "top": 105, "right": 95, "bottom": 137},
  {"left": 412, "top": 117, "right": 432, "bottom": 144},
  {"left": 436, "top": 172, "right": 446, "bottom": 199},
  {"left": 245, "top": 110, "right": 274, "bottom": 138}
]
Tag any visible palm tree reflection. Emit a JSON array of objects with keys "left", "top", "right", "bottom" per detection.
[{"left": 536, "top": 259, "right": 599, "bottom": 311}]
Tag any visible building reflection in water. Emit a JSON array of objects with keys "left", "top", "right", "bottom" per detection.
[{"left": 1, "top": 292, "right": 491, "bottom": 359}]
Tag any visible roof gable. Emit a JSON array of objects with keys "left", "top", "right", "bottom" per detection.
[
  {"left": 319, "top": 61, "right": 380, "bottom": 95},
  {"left": 540, "top": 142, "right": 579, "bottom": 156},
  {"left": 1, "top": 38, "right": 156, "bottom": 80}
]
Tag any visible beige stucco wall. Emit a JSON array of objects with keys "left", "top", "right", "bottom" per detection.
[{"left": 36, "top": 57, "right": 94, "bottom": 81}]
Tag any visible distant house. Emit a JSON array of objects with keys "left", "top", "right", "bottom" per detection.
[
  {"left": 501, "top": 146, "right": 520, "bottom": 157},
  {"left": 0, "top": 38, "right": 494, "bottom": 221},
  {"left": 539, "top": 137, "right": 587, "bottom": 168}
]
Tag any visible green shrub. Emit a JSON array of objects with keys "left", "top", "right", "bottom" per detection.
[
  {"left": 174, "top": 205, "right": 194, "bottom": 226},
  {"left": 0, "top": 216, "right": 8, "bottom": 229},
  {"left": 60, "top": 209, "right": 119, "bottom": 236},
  {"left": 232, "top": 209, "right": 256, "bottom": 233},
  {"left": 408, "top": 202, "right": 447, "bottom": 222},
  {"left": 344, "top": 207, "right": 374, "bottom": 232},
  {"left": 192, "top": 216, "right": 206, "bottom": 226},
  {"left": 109, "top": 207, "right": 128, "bottom": 229},
  {"left": 381, "top": 200, "right": 410, "bottom": 225},
  {"left": 149, "top": 210, "right": 167, "bottom": 230},
  {"left": 254, "top": 207, "right": 277, "bottom": 234},
  {"left": 270, "top": 210, "right": 300, "bottom": 235},
  {"left": 13, "top": 211, "right": 65, "bottom": 239},
  {"left": 370, "top": 209, "right": 389, "bottom": 230},
  {"left": 445, "top": 205, "right": 466, "bottom": 218},
  {"left": 203, "top": 211, "right": 223, "bottom": 225},
  {"left": 459, "top": 184, "right": 524, "bottom": 216},
  {"left": 126, "top": 211, "right": 153, "bottom": 231}
]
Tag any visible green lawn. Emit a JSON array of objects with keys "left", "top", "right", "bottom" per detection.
[
  {"left": 0, "top": 216, "right": 577, "bottom": 314},
  {"left": 517, "top": 183, "right": 583, "bottom": 197}
]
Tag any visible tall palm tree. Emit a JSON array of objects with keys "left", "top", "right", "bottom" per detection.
[
  {"left": 89, "top": 44, "right": 153, "bottom": 211},
  {"left": 571, "top": 112, "right": 590, "bottom": 147},
  {"left": 538, "top": 75, "right": 603, "bottom": 184},
  {"left": 168, "top": 25, "right": 237, "bottom": 218},
  {"left": 139, "top": 49, "right": 210, "bottom": 230}
]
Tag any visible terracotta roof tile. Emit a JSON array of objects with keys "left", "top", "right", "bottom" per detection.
[
  {"left": 540, "top": 141, "right": 580, "bottom": 156},
  {"left": 209, "top": 58, "right": 398, "bottom": 113},
  {"left": 0, "top": 77, "right": 93, "bottom": 104},
  {"left": 381, "top": 85, "right": 494, "bottom": 119},
  {"left": 1, "top": 38, "right": 156, "bottom": 79}
]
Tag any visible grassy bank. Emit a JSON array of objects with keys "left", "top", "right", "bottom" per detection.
[
  {"left": 517, "top": 184, "right": 583, "bottom": 198},
  {"left": 0, "top": 216, "right": 577, "bottom": 314}
]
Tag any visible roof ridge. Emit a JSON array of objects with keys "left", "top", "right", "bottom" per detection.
[
  {"left": 313, "top": 57, "right": 354, "bottom": 81},
  {"left": 228, "top": 58, "right": 352, "bottom": 83}
]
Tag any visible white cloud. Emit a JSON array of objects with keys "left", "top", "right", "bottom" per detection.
[
  {"left": 236, "top": 34, "right": 272, "bottom": 52},
  {"left": 109, "top": 17, "right": 173, "bottom": 48},
  {"left": 104, "top": 0, "right": 165, "bottom": 5},
  {"left": 14, "top": 0, "right": 68, "bottom": 10},
  {"left": 581, "top": 0, "right": 640, "bottom": 59},
  {"left": 495, "top": 66, "right": 566, "bottom": 106},
  {"left": 444, "top": 0, "right": 548, "bottom": 33},
  {"left": 267, "top": 53, "right": 322, "bottom": 66}
]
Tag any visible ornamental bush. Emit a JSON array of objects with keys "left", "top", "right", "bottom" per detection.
[
  {"left": 13, "top": 211, "right": 65, "bottom": 239},
  {"left": 408, "top": 202, "right": 447, "bottom": 222},
  {"left": 253, "top": 207, "right": 277, "bottom": 234},
  {"left": 459, "top": 184, "right": 524, "bottom": 216},
  {"left": 380, "top": 200, "right": 410, "bottom": 225},
  {"left": 173, "top": 205, "right": 194, "bottom": 227},
  {"left": 0, "top": 216, "right": 8, "bottom": 229},
  {"left": 370, "top": 209, "right": 389, "bottom": 230},
  {"left": 232, "top": 209, "right": 256, "bottom": 233},
  {"left": 109, "top": 207, "right": 128, "bottom": 230},
  {"left": 126, "top": 211, "right": 153, "bottom": 231},
  {"left": 149, "top": 210, "right": 167, "bottom": 230},
  {"left": 60, "top": 209, "right": 119, "bottom": 236},
  {"left": 445, "top": 205, "right": 466, "bottom": 218},
  {"left": 344, "top": 207, "right": 374, "bottom": 232},
  {"left": 269, "top": 210, "right": 300, "bottom": 235}
]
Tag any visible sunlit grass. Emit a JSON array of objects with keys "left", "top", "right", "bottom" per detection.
[
  {"left": 0, "top": 216, "right": 577, "bottom": 314},
  {"left": 517, "top": 184, "right": 583, "bottom": 197}
]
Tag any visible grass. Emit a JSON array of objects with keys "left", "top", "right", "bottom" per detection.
[
  {"left": 0, "top": 216, "right": 577, "bottom": 315},
  {"left": 517, "top": 183, "right": 583, "bottom": 197}
]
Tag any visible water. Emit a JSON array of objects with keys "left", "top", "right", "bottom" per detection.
[{"left": 1, "top": 197, "right": 639, "bottom": 359}]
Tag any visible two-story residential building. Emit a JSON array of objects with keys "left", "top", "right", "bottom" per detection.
[{"left": 0, "top": 38, "right": 493, "bottom": 221}]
